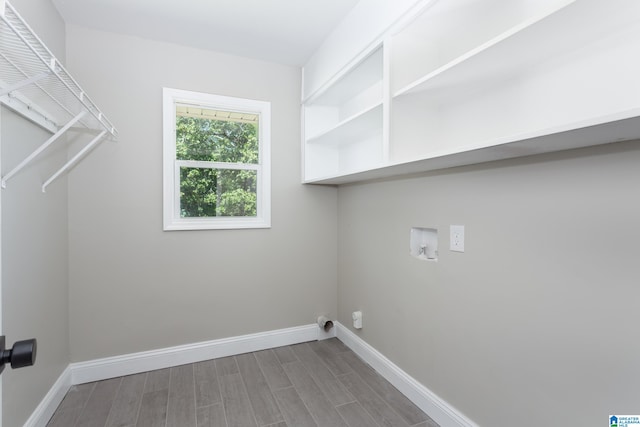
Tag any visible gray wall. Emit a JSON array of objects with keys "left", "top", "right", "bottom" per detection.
[
  {"left": 1, "top": 2, "right": 69, "bottom": 426},
  {"left": 65, "top": 26, "right": 338, "bottom": 362},
  {"left": 337, "top": 140, "right": 640, "bottom": 427}
]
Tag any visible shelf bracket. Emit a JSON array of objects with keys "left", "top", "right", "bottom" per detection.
[
  {"left": 0, "top": 70, "right": 51, "bottom": 97},
  {"left": 1, "top": 111, "right": 86, "bottom": 188},
  {"left": 42, "top": 130, "right": 107, "bottom": 192}
]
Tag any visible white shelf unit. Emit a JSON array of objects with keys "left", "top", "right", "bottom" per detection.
[
  {"left": 390, "top": 0, "right": 576, "bottom": 96},
  {"left": 303, "top": 45, "right": 385, "bottom": 182},
  {"left": 302, "top": 0, "right": 640, "bottom": 185},
  {"left": 390, "top": 0, "right": 640, "bottom": 164},
  {"left": 0, "top": 0, "right": 117, "bottom": 191}
]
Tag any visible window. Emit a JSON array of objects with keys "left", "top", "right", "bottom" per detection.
[{"left": 163, "top": 88, "right": 271, "bottom": 230}]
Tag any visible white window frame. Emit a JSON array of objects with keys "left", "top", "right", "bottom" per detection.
[{"left": 163, "top": 87, "right": 271, "bottom": 230}]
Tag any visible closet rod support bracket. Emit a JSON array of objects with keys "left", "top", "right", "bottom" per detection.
[
  {"left": 42, "top": 129, "right": 108, "bottom": 192},
  {"left": 1, "top": 111, "right": 86, "bottom": 188}
]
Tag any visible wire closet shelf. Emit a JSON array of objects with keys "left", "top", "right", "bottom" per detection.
[{"left": 0, "top": 0, "right": 118, "bottom": 191}]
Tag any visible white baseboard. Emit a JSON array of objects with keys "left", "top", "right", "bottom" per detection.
[
  {"left": 23, "top": 366, "right": 72, "bottom": 427},
  {"left": 28, "top": 323, "right": 334, "bottom": 426},
  {"left": 335, "top": 322, "right": 479, "bottom": 427},
  {"left": 28, "top": 323, "right": 474, "bottom": 427},
  {"left": 71, "top": 323, "right": 329, "bottom": 385}
]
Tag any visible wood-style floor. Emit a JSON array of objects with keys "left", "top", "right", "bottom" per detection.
[{"left": 47, "top": 338, "right": 439, "bottom": 427}]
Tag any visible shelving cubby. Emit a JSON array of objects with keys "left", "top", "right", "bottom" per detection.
[
  {"left": 390, "top": 0, "right": 640, "bottom": 165},
  {"left": 390, "top": 0, "right": 576, "bottom": 96},
  {"left": 303, "top": 45, "right": 384, "bottom": 182}
]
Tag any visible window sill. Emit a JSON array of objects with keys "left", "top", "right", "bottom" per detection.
[{"left": 164, "top": 217, "right": 271, "bottom": 231}]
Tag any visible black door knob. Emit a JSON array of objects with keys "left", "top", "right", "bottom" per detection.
[{"left": 0, "top": 336, "right": 37, "bottom": 374}]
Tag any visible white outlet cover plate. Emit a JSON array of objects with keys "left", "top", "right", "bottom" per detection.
[{"left": 450, "top": 225, "right": 465, "bottom": 252}]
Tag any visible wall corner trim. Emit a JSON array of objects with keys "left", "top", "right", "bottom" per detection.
[
  {"left": 23, "top": 366, "right": 72, "bottom": 427},
  {"left": 335, "top": 322, "right": 479, "bottom": 427}
]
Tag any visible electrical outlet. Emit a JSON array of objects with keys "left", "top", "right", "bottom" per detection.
[
  {"left": 450, "top": 225, "right": 465, "bottom": 252},
  {"left": 352, "top": 311, "right": 362, "bottom": 329}
]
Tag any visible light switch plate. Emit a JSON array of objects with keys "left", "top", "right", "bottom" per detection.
[{"left": 450, "top": 225, "right": 465, "bottom": 252}]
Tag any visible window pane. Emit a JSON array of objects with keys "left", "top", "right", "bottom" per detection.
[
  {"left": 175, "top": 106, "right": 259, "bottom": 164},
  {"left": 180, "top": 167, "right": 257, "bottom": 218}
]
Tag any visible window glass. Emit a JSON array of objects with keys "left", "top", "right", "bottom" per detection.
[
  {"left": 179, "top": 167, "right": 257, "bottom": 218},
  {"left": 175, "top": 106, "right": 259, "bottom": 164}
]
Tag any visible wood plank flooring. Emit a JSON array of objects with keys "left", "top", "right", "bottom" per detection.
[{"left": 47, "top": 338, "right": 439, "bottom": 427}]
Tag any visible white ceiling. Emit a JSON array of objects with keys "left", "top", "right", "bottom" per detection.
[{"left": 51, "top": 0, "right": 360, "bottom": 66}]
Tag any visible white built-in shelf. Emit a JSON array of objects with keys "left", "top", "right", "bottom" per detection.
[
  {"left": 307, "top": 102, "right": 382, "bottom": 146},
  {"left": 304, "top": 44, "right": 385, "bottom": 181},
  {"left": 0, "top": 0, "right": 117, "bottom": 191},
  {"left": 390, "top": 0, "right": 576, "bottom": 97},
  {"left": 302, "top": 0, "right": 640, "bottom": 185},
  {"left": 390, "top": 0, "right": 640, "bottom": 165},
  {"left": 310, "top": 110, "right": 640, "bottom": 185},
  {"left": 392, "top": 0, "right": 629, "bottom": 99},
  {"left": 306, "top": 46, "right": 383, "bottom": 106},
  {"left": 304, "top": 120, "right": 384, "bottom": 182}
]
